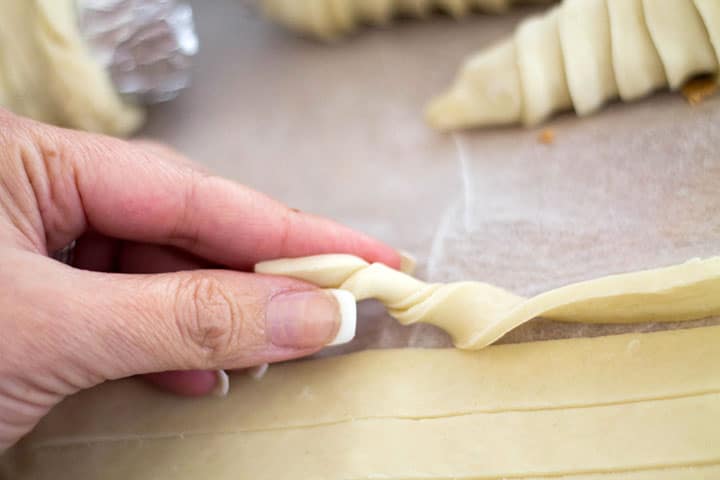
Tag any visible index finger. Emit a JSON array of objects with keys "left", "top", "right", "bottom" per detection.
[{"left": 17, "top": 114, "right": 402, "bottom": 270}]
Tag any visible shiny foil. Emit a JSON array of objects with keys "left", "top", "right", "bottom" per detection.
[{"left": 76, "top": 0, "right": 198, "bottom": 104}]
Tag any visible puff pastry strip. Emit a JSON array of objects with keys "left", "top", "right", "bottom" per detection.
[
  {"left": 255, "top": 254, "right": 720, "bottom": 349},
  {"left": 4, "top": 326, "right": 720, "bottom": 479},
  {"left": 261, "top": 0, "right": 554, "bottom": 40},
  {"left": 426, "top": 0, "right": 720, "bottom": 130}
]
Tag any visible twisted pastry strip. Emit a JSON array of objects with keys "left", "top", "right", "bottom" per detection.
[
  {"left": 261, "top": 0, "right": 554, "bottom": 40},
  {"left": 426, "top": 0, "right": 720, "bottom": 130},
  {"left": 256, "top": 254, "right": 720, "bottom": 350}
]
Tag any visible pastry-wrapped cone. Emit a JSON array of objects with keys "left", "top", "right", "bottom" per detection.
[
  {"left": 0, "top": 0, "right": 143, "bottom": 136},
  {"left": 427, "top": 0, "right": 719, "bottom": 130},
  {"left": 262, "top": 0, "right": 555, "bottom": 40}
]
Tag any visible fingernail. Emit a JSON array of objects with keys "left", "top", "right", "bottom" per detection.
[
  {"left": 212, "top": 370, "right": 229, "bottom": 397},
  {"left": 267, "top": 289, "right": 356, "bottom": 348},
  {"left": 326, "top": 290, "right": 357, "bottom": 346},
  {"left": 399, "top": 250, "right": 417, "bottom": 275},
  {"left": 248, "top": 363, "right": 269, "bottom": 380}
]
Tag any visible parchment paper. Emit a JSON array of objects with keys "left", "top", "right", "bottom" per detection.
[{"left": 141, "top": 0, "right": 720, "bottom": 355}]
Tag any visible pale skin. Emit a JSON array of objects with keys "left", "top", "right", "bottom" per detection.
[{"left": 0, "top": 108, "right": 401, "bottom": 450}]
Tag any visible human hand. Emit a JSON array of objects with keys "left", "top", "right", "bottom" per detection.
[{"left": 0, "top": 109, "right": 401, "bottom": 450}]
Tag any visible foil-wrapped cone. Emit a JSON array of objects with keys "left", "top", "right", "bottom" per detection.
[{"left": 76, "top": 0, "right": 199, "bottom": 104}]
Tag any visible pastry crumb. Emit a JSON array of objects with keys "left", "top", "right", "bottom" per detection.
[
  {"left": 682, "top": 75, "right": 718, "bottom": 106},
  {"left": 538, "top": 128, "right": 555, "bottom": 145}
]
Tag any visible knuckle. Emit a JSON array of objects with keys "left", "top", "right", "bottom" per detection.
[
  {"left": 276, "top": 207, "right": 294, "bottom": 253},
  {"left": 172, "top": 274, "right": 243, "bottom": 366},
  {"left": 167, "top": 170, "right": 211, "bottom": 250}
]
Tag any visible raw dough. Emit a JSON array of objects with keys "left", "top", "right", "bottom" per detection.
[
  {"left": 644, "top": 0, "right": 718, "bottom": 89},
  {"left": 425, "top": 40, "right": 525, "bottom": 127},
  {"left": 695, "top": 0, "right": 720, "bottom": 60},
  {"left": 558, "top": 0, "right": 618, "bottom": 115},
  {"left": 255, "top": 254, "right": 720, "bottom": 349},
  {"left": 4, "top": 326, "right": 720, "bottom": 479},
  {"left": 607, "top": 0, "right": 666, "bottom": 101},
  {"left": 516, "top": 7, "right": 572, "bottom": 124},
  {"left": 0, "top": 0, "right": 143, "bottom": 136},
  {"left": 262, "top": 0, "right": 554, "bottom": 40},
  {"left": 426, "top": 0, "right": 720, "bottom": 130}
]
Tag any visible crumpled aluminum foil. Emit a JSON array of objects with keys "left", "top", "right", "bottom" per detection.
[{"left": 76, "top": 0, "right": 199, "bottom": 104}]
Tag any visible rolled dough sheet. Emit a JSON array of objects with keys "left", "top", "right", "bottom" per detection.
[{"left": 4, "top": 325, "right": 720, "bottom": 479}]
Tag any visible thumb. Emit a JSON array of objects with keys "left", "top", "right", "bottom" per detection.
[{"left": 67, "top": 269, "right": 356, "bottom": 384}]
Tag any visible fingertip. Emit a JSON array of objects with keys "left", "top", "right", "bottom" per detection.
[
  {"left": 326, "top": 224, "right": 402, "bottom": 270},
  {"left": 325, "top": 289, "right": 357, "bottom": 346},
  {"left": 358, "top": 240, "right": 404, "bottom": 271},
  {"left": 143, "top": 370, "right": 218, "bottom": 397},
  {"left": 279, "top": 210, "right": 404, "bottom": 271},
  {"left": 398, "top": 250, "right": 417, "bottom": 274}
]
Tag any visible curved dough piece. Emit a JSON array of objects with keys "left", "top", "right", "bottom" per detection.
[
  {"left": 427, "top": 0, "right": 720, "bottom": 130},
  {"left": 516, "top": 7, "right": 572, "bottom": 124},
  {"left": 0, "top": 0, "right": 143, "bottom": 136},
  {"left": 558, "top": 0, "right": 618, "bottom": 115},
  {"left": 256, "top": 254, "right": 720, "bottom": 349},
  {"left": 353, "top": 0, "right": 395, "bottom": 26},
  {"left": 695, "top": 0, "right": 720, "bottom": 59},
  {"left": 607, "top": 0, "right": 667, "bottom": 101},
  {"left": 261, "top": 0, "right": 554, "bottom": 40},
  {"left": 643, "top": 0, "right": 718, "bottom": 89},
  {"left": 5, "top": 326, "right": 720, "bottom": 479}
]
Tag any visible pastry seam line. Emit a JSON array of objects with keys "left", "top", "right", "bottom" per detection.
[
  {"left": 30, "top": 388, "right": 720, "bottom": 448},
  {"left": 341, "top": 458, "right": 720, "bottom": 480}
]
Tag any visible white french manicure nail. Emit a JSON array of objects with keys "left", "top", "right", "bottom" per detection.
[
  {"left": 399, "top": 250, "right": 417, "bottom": 275},
  {"left": 326, "top": 289, "right": 356, "bottom": 346},
  {"left": 212, "top": 370, "right": 229, "bottom": 397},
  {"left": 248, "top": 363, "right": 269, "bottom": 380}
]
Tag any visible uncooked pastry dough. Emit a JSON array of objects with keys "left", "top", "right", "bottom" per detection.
[
  {"left": 255, "top": 254, "right": 720, "bottom": 349},
  {"left": 426, "top": 0, "right": 720, "bottom": 130},
  {"left": 3, "top": 326, "right": 720, "bottom": 479},
  {"left": 261, "top": 0, "right": 554, "bottom": 40},
  {"left": 0, "top": 0, "right": 143, "bottom": 136}
]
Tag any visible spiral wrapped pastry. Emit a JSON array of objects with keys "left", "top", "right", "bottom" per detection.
[
  {"left": 0, "top": 0, "right": 197, "bottom": 136},
  {"left": 0, "top": 0, "right": 143, "bottom": 135},
  {"left": 256, "top": 254, "right": 720, "bottom": 350},
  {"left": 426, "top": 0, "right": 720, "bottom": 130},
  {"left": 261, "top": 0, "right": 555, "bottom": 40}
]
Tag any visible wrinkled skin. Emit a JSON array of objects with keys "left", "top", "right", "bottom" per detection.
[{"left": 0, "top": 109, "right": 399, "bottom": 450}]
